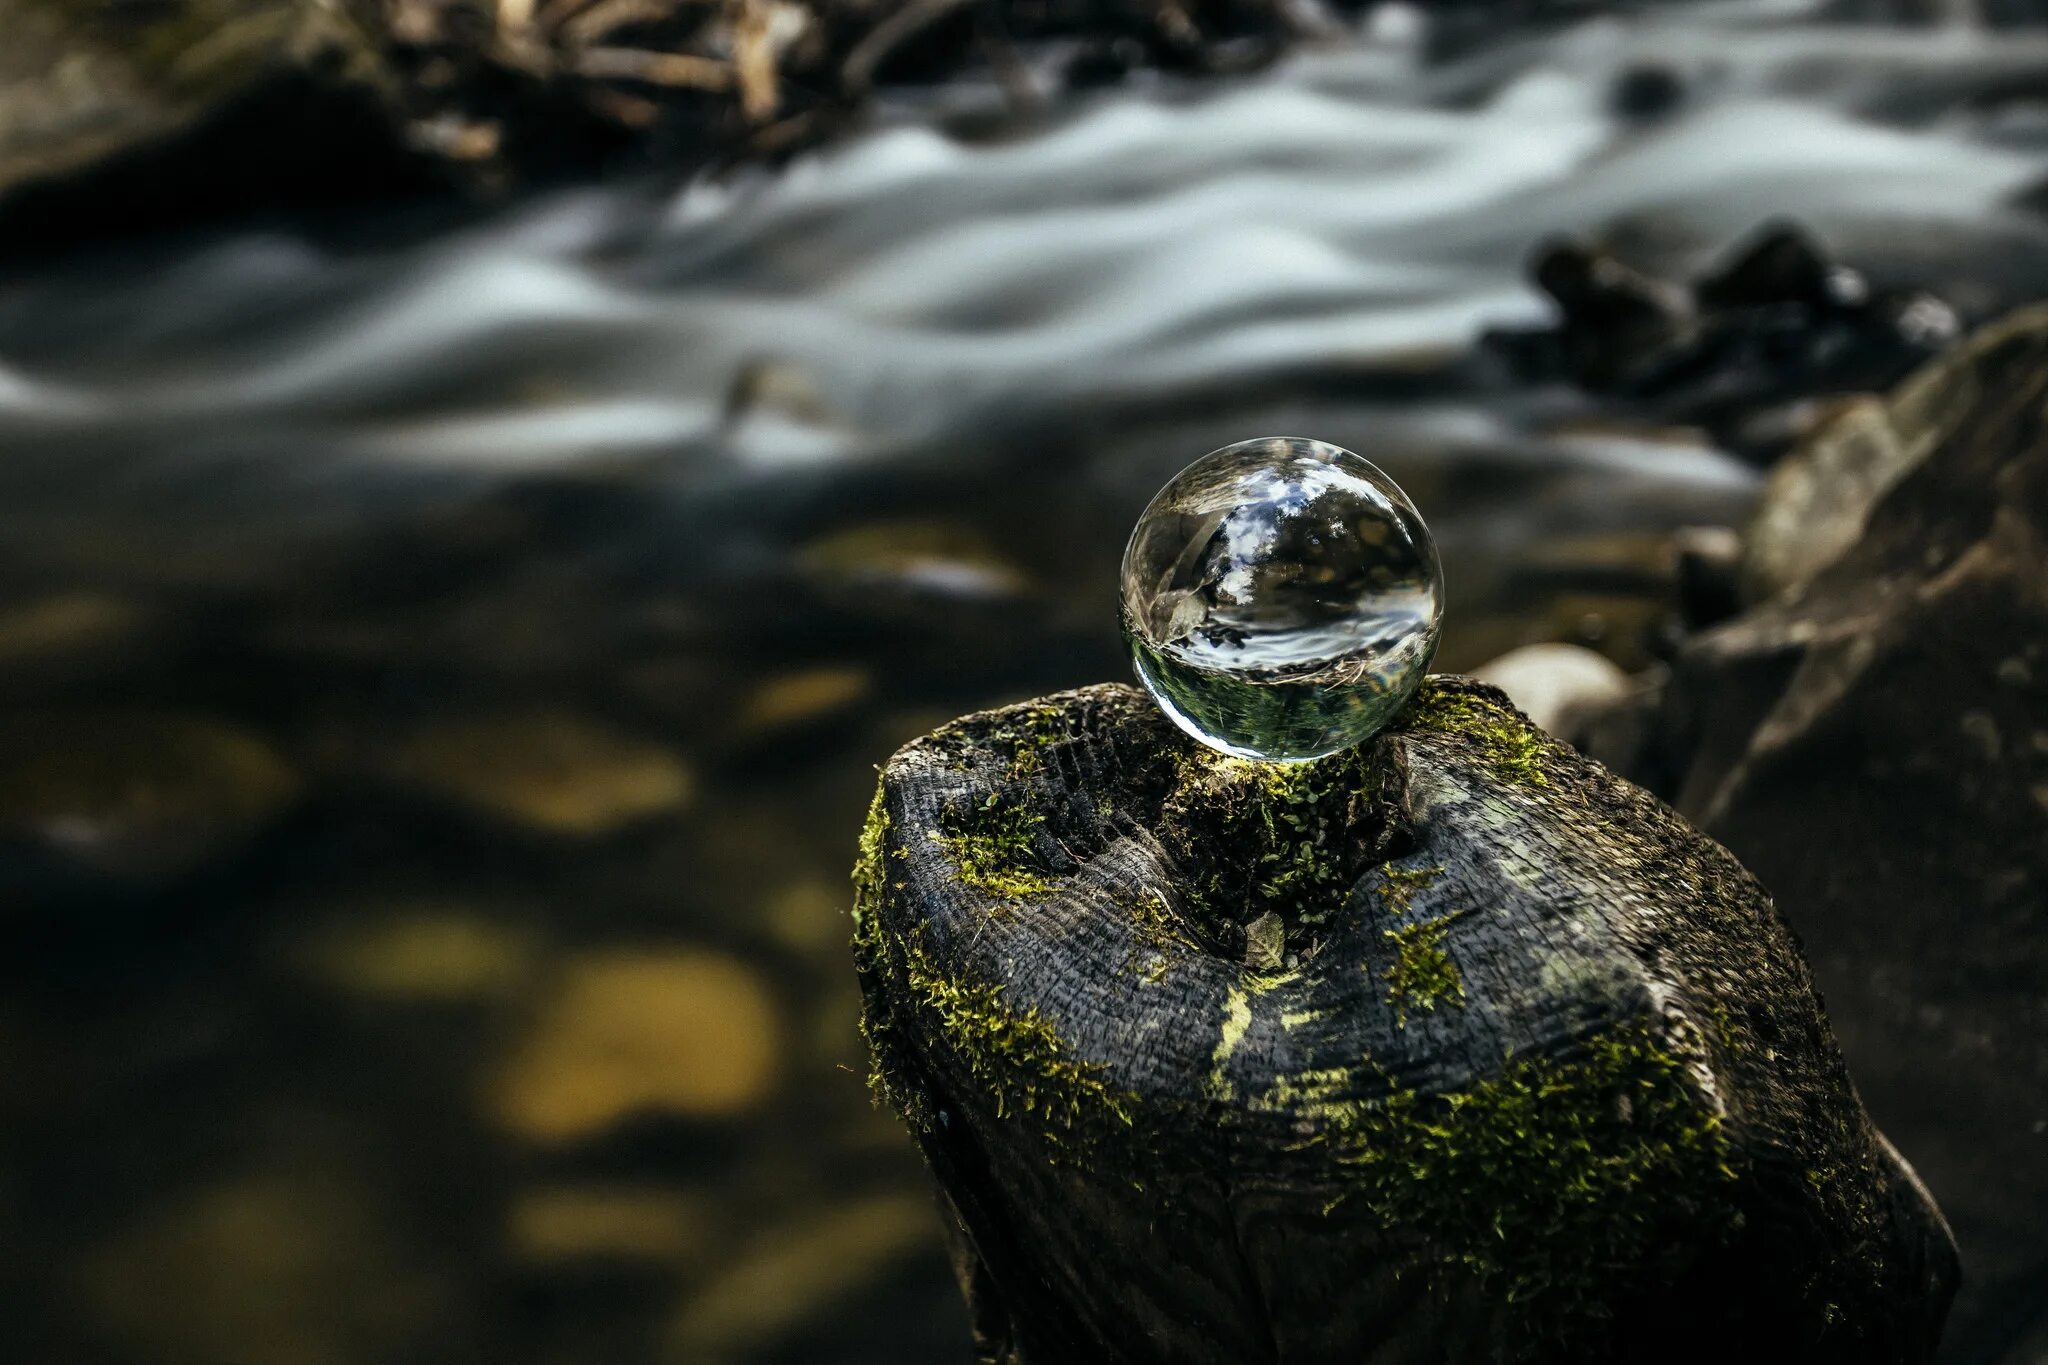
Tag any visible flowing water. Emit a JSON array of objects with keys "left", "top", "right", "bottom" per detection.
[{"left": 2, "top": 3, "right": 2048, "bottom": 1362}]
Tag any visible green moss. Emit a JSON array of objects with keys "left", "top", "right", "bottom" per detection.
[
  {"left": 1372, "top": 863, "right": 1443, "bottom": 917},
  {"left": 1161, "top": 740, "right": 1392, "bottom": 937},
  {"left": 853, "top": 786, "right": 1130, "bottom": 1138},
  {"left": 850, "top": 780, "right": 914, "bottom": 1114},
  {"left": 899, "top": 931, "right": 1135, "bottom": 1134},
  {"left": 1276, "top": 1018, "right": 1734, "bottom": 1341},
  {"left": 1115, "top": 885, "right": 1186, "bottom": 949},
  {"left": 986, "top": 702, "right": 1069, "bottom": 779},
  {"left": 933, "top": 795, "right": 1055, "bottom": 901},
  {"left": 1383, "top": 915, "right": 1467, "bottom": 1023},
  {"left": 1402, "top": 683, "right": 1550, "bottom": 787},
  {"left": 1107, "top": 885, "right": 1191, "bottom": 984},
  {"left": 851, "top": 780, "right": 891, "bottom": 935}
]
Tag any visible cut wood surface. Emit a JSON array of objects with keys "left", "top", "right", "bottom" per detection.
[{"left": 853, "top": 676, "right": 1958, "bottom": 1364}]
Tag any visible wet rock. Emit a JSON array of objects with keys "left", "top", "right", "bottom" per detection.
[
  {"left": 1691, "top": 220, "right": 1840, "bottom": 313},
  {"left": 1608, "top": 62, "right": 1685, "bottom": 122},
  {"left": 494, "top": 949, "right": 781, "bottom": 1140},
  {"left": 1738, "top": 309, "right": 2048, "bottom": 603},
  {"left": 366, "top": 710, "right": 693, "bottom": 837},
  {"left": 1472, "top": 642, "right": 1630, "bottom": 736},
  {"left": 1738, "top": 400, "right": 1905, "bottom": 604},
  {"left": 0, "top": 0, "right": 438, "bottom": 254},
  {"left": 1642, "top": 307, "right": 2048, "bottom": 1361},
  {"left": 1485, "top": 222, "right": 1962, "bottom": 463},
  {"left": 1670, "top": 525, "right": 1743, "bottom": 633},
  {"left": 1521, "top": 236, "right": 1691, "bottom": 391},
  {"left": 0, "top": 709, "right": 298, "bottom": 883}
]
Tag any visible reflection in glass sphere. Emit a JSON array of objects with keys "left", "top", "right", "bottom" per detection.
[{"left": 1120, "top": 436, "right": 1443, "bottom": 762}]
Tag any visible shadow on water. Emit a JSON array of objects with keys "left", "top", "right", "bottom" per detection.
[{"left": 2, "top": 4, "right": 2048, "bottom": 1362}]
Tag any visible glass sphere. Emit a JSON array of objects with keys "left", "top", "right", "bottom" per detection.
[{"left": 1120, "top": 436, "right": 1443, "bottom": 762}]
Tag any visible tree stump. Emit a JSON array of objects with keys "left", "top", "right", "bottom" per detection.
[{"left": 852, "top": 677, "right": 1957, "bottom": 1364}]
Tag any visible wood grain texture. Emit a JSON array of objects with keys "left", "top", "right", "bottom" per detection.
[{"left": 853, "top": 676, "right": 1957, "bottom": 1365}]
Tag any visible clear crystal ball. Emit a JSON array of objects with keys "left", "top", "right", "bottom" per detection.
[{"left": 1120, "top": 436, "right": 1444, "bottom": 762}]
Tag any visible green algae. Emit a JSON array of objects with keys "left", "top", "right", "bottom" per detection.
[
  {"left": 1402, "top": 683, "right": 1550, "bottom": 788},
  {"left": 933, "top": 795, "right": 1055, "bottom": 901}
]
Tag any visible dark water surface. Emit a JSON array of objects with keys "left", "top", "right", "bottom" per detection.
[{"left": 3, "top": 4, "right": 2048, "bottom": 1362}]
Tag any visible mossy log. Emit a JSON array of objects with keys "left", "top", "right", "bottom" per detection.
[{"left": 852, "top": 677, "right": 1957, "bottom": 1365}]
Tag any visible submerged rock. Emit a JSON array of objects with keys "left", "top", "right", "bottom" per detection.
[
  {"left": 284, "top": 900, "right": 544, "bottom": 1004},
  {"left": 359, "top": 708, "right": 693, "bottom": 837},
  {"left": 853, "top": 677, "right": 1955, "bottom": 1364},
  {"left": 494, "top": 948, "right": 782, "bottom": 1139},
  {"left": 76, "top": 1162, "right": 453, "bottom": 1365},
  {"left": 665, "top": 1193, "right": 941, "bottom": 1361},
  {"left": 0, "top": 708, "right": 299, "bottom": 884}
]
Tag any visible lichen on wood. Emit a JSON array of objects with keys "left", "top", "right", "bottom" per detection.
[{"left": 852, "top": 676, "right": 1957, "bottom": 1364}]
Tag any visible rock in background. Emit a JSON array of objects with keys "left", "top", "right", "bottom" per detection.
[
  {"left": 1576, "top": 307, "right": 2048, "bottom": 1365},
  {"left": 0, "top": 0, "right": 442, "bottom": 250}
]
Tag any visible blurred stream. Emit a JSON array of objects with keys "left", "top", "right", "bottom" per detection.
[{"left": 3, "top": 3, "right": 2048, "bottom": 1362}]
